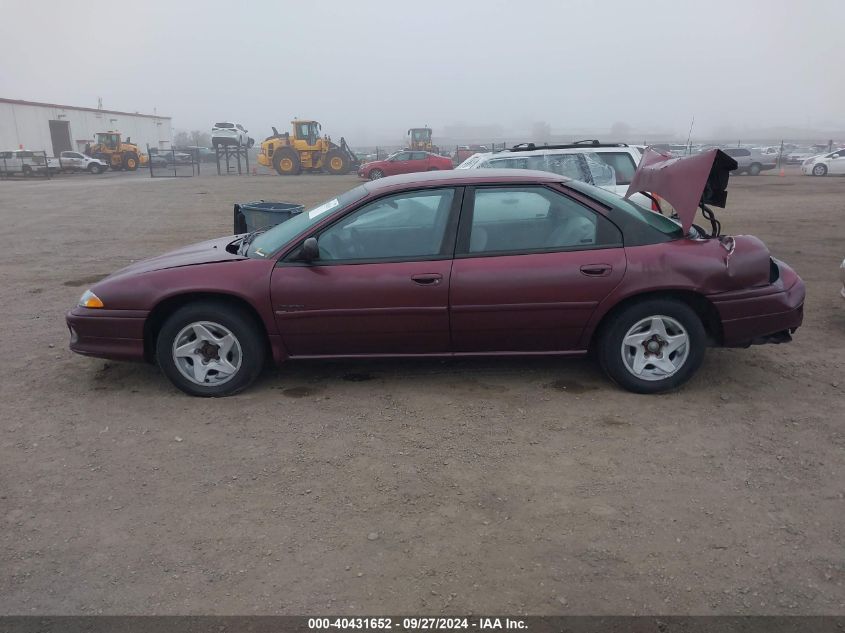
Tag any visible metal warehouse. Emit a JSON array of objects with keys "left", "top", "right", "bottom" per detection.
[{"left": 0, "top": 98, "right": 172, "bottom": 156}]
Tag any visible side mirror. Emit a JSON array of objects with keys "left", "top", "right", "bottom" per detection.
[{"left": 300, "top": 237, "right": 319, "bottom": 262}]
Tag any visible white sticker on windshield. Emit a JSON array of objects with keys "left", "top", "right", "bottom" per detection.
[{"left": 308, "top": 198, "right": 339, "bottom": 219}]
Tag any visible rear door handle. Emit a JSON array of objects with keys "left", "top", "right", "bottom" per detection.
[
  {"left": 580, "top": 264, "right": 612, "bottom": 277},
  {"left": 411, "top": 273, "right": 443, "bottom": 285}
]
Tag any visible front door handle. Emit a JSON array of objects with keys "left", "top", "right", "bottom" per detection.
[
  {"left": 580, "top": 264, "right": 612, "bottom": 277},
  {"left": 411, "top": 273, "right": 443, "bottom": 285}
]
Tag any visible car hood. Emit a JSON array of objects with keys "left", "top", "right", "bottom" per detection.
[
  {"left": 108, "top": 235, "right": 246, "bottom": 278},
  {"left": 625, "top": 148, "right": 737, "bottom": 234}
]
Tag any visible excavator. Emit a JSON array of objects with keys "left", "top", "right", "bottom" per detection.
[{"left": 257, "top": 119, "right": 359, "bottom": 175}]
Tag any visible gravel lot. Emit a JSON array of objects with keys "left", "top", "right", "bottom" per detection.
[{"left": 0, "top": 167, "right": 843, "bottom": 615}]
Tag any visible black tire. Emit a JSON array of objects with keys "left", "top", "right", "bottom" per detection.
[
  {"left": 22, "top": 165, "right": 32, "bottom": 177},
  {"left": 812, "top": 164, "right": 827, "bottom": 176},
  {"left": 597, "top": 298, "right": 706, "bottom": 394},
  {"left": 155, "top": 301, "right": 266, "bottom": 397},
  {"left": 123, "top": 152, "right": 139, "bottom": 171},
  {"left": 324, "top": 148, "right": 350, "bottom": 175},
  {"left": 88, "top": 163, "right": 104, "bottom": 174},
  {"left": 272, "top": 147, "right": 301, "bottom": 175},
  {"left": 748, "top": 163, "right": 761, "bottom": 176},
  {"left": 368, "top": 168, "right": 384, "bottom": 180}
]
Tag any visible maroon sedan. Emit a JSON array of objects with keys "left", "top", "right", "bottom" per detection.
[
  {"left": 67, "top": 161, "right": 804, "bottom": 397},
  {"left": 358, "top": 150, "right": 453, "bottom": 180}
]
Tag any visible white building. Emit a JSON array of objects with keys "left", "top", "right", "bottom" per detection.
[{"left": 0, "top": 98, "right": 172, "bottom": 155}]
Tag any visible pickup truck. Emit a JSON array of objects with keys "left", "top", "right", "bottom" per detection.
[
  {"left": 0, "top": 150, "right": 59, "bottom": 176},
  {"left": 58, "top": 151, "right": 108, "bottom": 174}
]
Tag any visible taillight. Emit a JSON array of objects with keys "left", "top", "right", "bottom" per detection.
[{"left": 651, "top": 194, "right": 661, "bottom": 212}]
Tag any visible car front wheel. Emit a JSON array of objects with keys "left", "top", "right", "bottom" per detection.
[
  {"left": 597, "top": 299, "right": 706, "bottom": 394},
  {"left": 369, "top": 168, "right": 384, "bottom": 180},
  {"left": 156, "top": 301, "right": 266, "bottom": 397},
  {"left": 812, "top": 164, "right": 827, "bottom": 176}
]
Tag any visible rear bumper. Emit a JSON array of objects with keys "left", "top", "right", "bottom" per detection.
[
  {"left": 66, "top": 307, "right": 148, "bottom": 362},
  {"left": 710, "top": 266, "right": 805, "bottom": 347}
]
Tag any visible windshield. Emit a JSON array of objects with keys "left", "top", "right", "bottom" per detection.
[
  {"left": 246, "top": 185, "right": 368, "bottom": 258},
  {"left": 566, "top": 179, "right": 684, "bottom": 239}
]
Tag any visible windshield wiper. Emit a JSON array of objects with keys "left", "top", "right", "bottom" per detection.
[{"left": 237, "top": 228, "right": 268, "bottom": 256}]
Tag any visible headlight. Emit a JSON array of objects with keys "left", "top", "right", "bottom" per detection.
[{"left": 78, "top": 289, "right": 104, "bottom": 309}]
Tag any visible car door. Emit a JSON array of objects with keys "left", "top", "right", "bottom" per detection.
[
  {"left": 829, "top": 150, "right": 845, "bottom": 174},
  {"left": 62, "top": 152, "right": 82, "bottom": 169},
  {"left": 409, "top": 152, "right": 430, "bottom": 173},
  {"left": 270, "top": 187, "right": 462, "bottom": 356},
  {"left": 383, "top": 152, "right": 412, "bottom": 176},
  {"left": 449, "top": 185, "right": 626, "bottom": 352}
]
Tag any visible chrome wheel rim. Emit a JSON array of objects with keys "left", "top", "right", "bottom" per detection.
[
  {"left": 369, "top": 170, "right": 383, "bottom": 180},
  {"left": 172, "top": 321, "right": 242, "bottom": 386},
  {"left": 621, "top": 315, "right": 689, "bottom": 381},
  {"left": 813, "top": 165, "right": 825, "bottom": 176}
]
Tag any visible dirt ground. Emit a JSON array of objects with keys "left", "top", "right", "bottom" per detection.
[{"left": 0, "top": 166, "right": 843, "bottom": 615}]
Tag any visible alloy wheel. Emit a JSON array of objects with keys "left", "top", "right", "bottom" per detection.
[
  {"left": 172, "top": 321, "right": 242, "bottom": 386},
  {"left": 620, "top": 315, "right": 690, "bottom": 381}
]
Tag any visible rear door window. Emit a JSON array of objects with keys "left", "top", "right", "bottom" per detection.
[
  {"left": 585, "top": 151, "right": 637, "bottom": 185},
  {"left": 462, "top": 186, "right": 621, "bottom": 255}
]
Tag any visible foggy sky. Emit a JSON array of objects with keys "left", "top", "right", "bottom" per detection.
[{"left": 1, "top": 0, "right": 842, "bottom": 144}]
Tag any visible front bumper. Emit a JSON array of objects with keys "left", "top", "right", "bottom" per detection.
[
  {"left": 710, "top": 263, "right": 805, "bottom": 347},
  {"left": 66, "top": 307, "right": 148, "bottom": 362}
]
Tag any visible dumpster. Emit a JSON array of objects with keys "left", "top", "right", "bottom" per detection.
[{"left": 234, "top": 201, "right": 304, "bottom": 234}]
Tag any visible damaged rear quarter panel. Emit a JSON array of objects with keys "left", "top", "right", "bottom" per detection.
[{"left": 579, "top": 235, "right": 773, "bottom": 347}]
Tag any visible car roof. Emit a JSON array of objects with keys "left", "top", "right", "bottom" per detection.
[
  {"left": 363, "top": 168, "right": 566, "bottom": 193},
  {"left": 479, "top": 146, "right": 638, "bottom": 161}
]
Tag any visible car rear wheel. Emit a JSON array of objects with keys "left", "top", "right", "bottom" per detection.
[
  {"left": 368, "top": 168, "right": 384, "bottom": 180},
  {"left": 156, "top": 302, "right": 266, "bottom": 397},
  {"left": 812, "top": 164, "right": 827, "bottom": 176},
  {"left": 597, "top": 299, "right": 706, "bottom": 394}
]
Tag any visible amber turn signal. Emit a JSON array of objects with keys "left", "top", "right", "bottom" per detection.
[{"left": 78, "top": 290, "right": 104, "bottom": 309}]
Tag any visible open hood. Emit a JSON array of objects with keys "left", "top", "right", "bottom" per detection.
[{"left": 624, "top": 148, "right": 738, "bottom": 233}]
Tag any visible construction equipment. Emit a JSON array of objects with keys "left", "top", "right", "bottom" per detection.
[
  {"left": 257, "top": 119, "right": 359, "bottom": 176},
  {"left": 407, "top": 127, "right": 434, "bottom": 152},
  {"left": 85, "top": 132, "right": 148, "bottom": 171}
]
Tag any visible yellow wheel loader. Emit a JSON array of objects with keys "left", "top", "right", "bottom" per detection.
[
  {"left": 85, "top": 132, "right": 148, "bottom": 171},
  {"left": 257, "top": 120, "right": 359, "bottom": 176}
]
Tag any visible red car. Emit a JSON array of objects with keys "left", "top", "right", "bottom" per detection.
[
  {"left": 67, "top": 152, "right": 804, "bottom": 397},
  {"left": 357, "top": 150, "right": 453, "bottom": 180}
]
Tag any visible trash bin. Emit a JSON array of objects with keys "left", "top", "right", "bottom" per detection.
[{"left": 234, "top": 201, "right": 304, "bottom": 234}]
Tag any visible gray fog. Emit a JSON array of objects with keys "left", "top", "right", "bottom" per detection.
[{"left": 1, "top": 0, "right": 842, "bottom": 144}]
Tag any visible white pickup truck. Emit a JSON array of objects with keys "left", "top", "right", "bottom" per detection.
[
  {"left": 58, "top": 151, "right": 108, "bottom": 174},
  {"left": 0, "top": 150, "right": 54, "bottom": 176}
]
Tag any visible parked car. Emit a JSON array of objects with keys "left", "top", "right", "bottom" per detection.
[
  {"left": 800, "top": 148, "right": 845, "bottom": 176},
  {"left": 454, "top": 145, "right": 490, "bottom": 164},
  {"left": 211, "top": 122, "right": 254, "bottom": 148},
  {"left": 67, "top": 154, "right": 804, "bottom": 397},
  {"left": 785, "top": 148, "right": 819, "bottom": 165},
  {"left": 455, "top": 142, "right": 647, "bottom": 203},
  {"left": 357, "top": 150, "right": 453, "bottom": 180},
  {"left": 58, "top": 151, "right": 108, "bottom": 174},
  {"left": 720, "top": 147, "right": 777, "bottom": 175}
]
